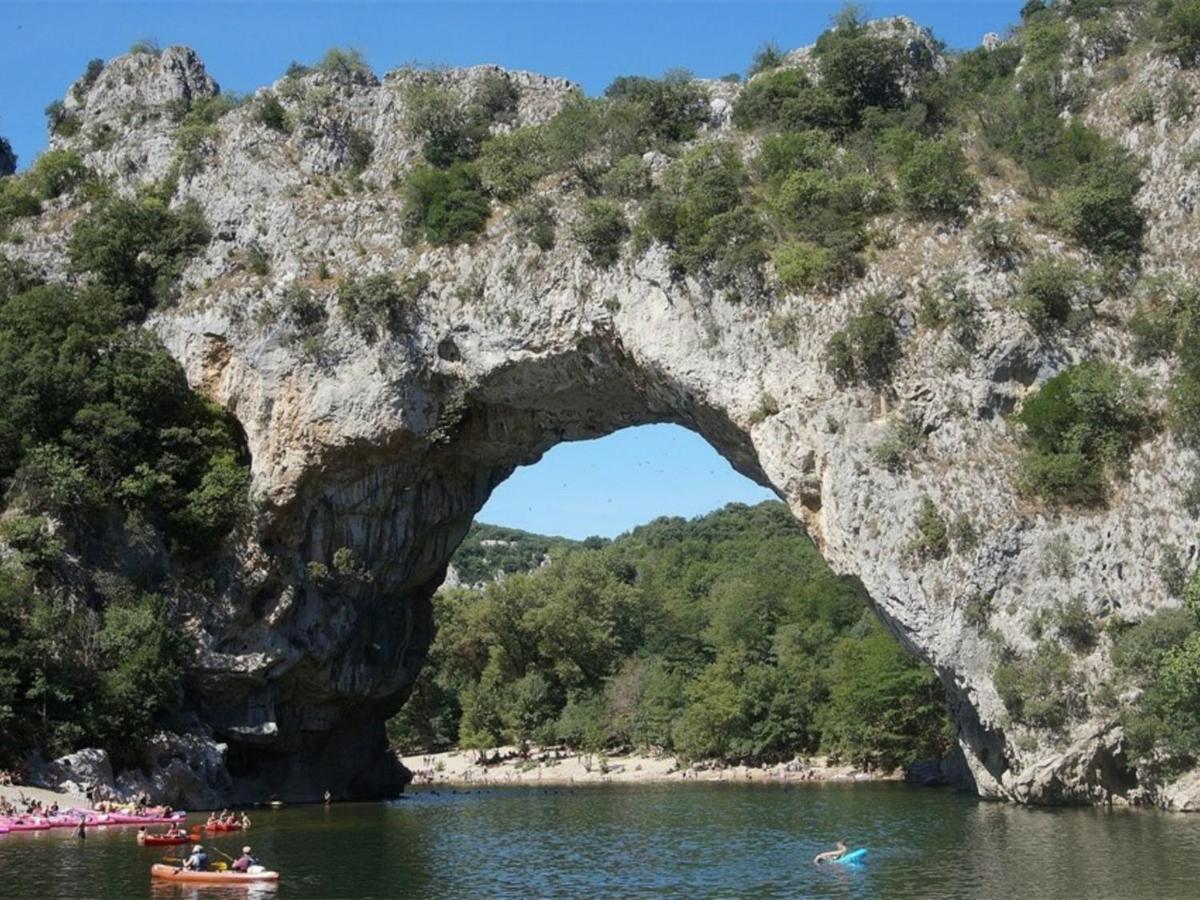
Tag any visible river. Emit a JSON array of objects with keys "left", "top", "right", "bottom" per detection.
[{"left": 1, "top": 783, "right": 1196, "bottom": 898}]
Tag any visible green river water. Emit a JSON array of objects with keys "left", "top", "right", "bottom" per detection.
[{"left": 1, "top": 782, "right": 1196, "bottom": 898}]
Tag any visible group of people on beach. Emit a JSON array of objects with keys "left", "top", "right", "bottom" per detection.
[{"left": 0, "top": 794, "right": 60, "bottom": 818}]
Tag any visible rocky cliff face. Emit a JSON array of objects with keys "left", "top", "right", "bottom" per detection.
[{"left": 7, "top": 23, "right": 1200, "bottom": 808}]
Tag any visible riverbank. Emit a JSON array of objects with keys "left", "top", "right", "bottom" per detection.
[
  {"left": 1, "top": 782, "right": 87, "bottom": 810},
  {"left": 400, "top": 747, "right": 897, "bottom": 787}
]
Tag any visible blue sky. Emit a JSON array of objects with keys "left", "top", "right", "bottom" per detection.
[
  {"left": 1, "top": 1, "right": 1025, "bottom": 537},
  {"left": 480, "top": 424, "right": 779, "bottom": 539}
]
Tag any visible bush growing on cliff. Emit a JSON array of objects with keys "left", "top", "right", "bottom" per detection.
[
  {"left": 0, "top": 136, "right": 16, "bottom": 177},
  {"left": 1111, "top": 578, "right": 1200, "bottom": 776},
  {"left": 639, "top": 143, "right": 765, "bottom": 283},
  {"left": 573, "top": 200, "right": 627, "bottom": 267},
  {"left": 909, "top": 497, "right": 950, "bottom": 562},
  {"left": 1016, "top": 256, "right": 1083, "bottom": 335},
  {"left": 894, "top": 137, "right": 979, "bottom": 219},
  {"left": 477, "top": 127, "right": 546, "bottom": 200},
  {"left": 68, "top": 194, "right": 210, "bottom": 313},
  {"left": 338, "top": 271, "right": 428, "bottom": 340},
  {"left": 1014, "top": 361, "right": 1153, "bottom": 506},
  {"left": 603, "top": 71, "right": 709, "bottom": 146},
  {"left": 402, "top": 162, "right": 491, "bottom": 245},
  {"left": 993, "top": 641, "right": 1078, "bottom": 731},
  {"left": 254, "top": 92, "right": 290, "bottom": 134},
  {"left": 30, "top": 149, "right": 89, "bottom": 200},
  {"left": 824, "top": 293, "right": 901, "bottom": 387},
  {"left": 732, "top": 68, "right": 844, "bottom": 133},
  {"left": 1158, "top": 0, "right": 1200, "bottom": 68}
]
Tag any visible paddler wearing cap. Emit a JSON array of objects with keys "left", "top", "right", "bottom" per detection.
[
  {"left": 182, "top": 844, "right": 209, "bottom": 871},
  {"left": 231, "top": 845, "right": 259, "bottom": 872}
]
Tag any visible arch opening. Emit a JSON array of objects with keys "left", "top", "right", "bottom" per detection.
[{"left": 204, "top": 339, "right": 956, "bottom": 801}]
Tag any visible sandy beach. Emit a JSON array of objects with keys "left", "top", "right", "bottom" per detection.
[
  {"left": 0, "top": 782, "right": 87, "bottom": 811},
  {"left": 401, "top": 747, "right": 897, "bottom": 787}
]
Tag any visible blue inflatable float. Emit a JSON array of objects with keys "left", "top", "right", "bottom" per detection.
[{"left": 832, "top": 848, "right": 868, "bottom": 865}]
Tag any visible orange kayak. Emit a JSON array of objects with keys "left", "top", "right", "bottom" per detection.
[{"left": 150, "top": 864, "right": 279, "bottom": 884}]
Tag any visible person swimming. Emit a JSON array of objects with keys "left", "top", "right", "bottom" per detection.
[{"left": 813, "top": 840, "right": 849, "bottom": 864}]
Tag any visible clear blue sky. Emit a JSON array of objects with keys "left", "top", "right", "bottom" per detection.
[
  {"left": 1, "top": 1, "right": 1024, "bottom": 170},
  {"left": 1, "top": 1, "right": 1024, "bottom": 537},
  {"left": 479, "top": 424, "right": 778, "bottom": 539}
]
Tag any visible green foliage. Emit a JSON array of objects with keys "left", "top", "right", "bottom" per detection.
[
  {"left": 1158, "top": 0, "right": 1200, "bottom": 67},
  {"left": 72, "top": 59, "right": 105, "bottom": 102},
  {"left": 872, "top": 415, "right": 926, "bottom": 473},
  {"left": 600, "top": 154, "right": 652, "bottom": 199},
  {"left": 513, "top": 197, "right": 556, "bottom": 250},
  {"left": 639, "top": 143, "right": 765, "bottom": 284},
  {"left": 994, "top": 641, "right": 1079, "bottom": 730},
  {"left": 1055, "top": 597, "right": 1098, "bottom": 653},
  {"left": 30, "top": 149, "right": 89, "bottom": 200},
  {"left": 819, "top": 624, "right": 949, "bottom": 770},
  {"left": 773, "top": 241, "right": 837, "bottom": 291},
  {"left": 347, "top": 128, "right": 374, "bottom": 175},
  {"left": 971, "top": 215, "right": 1024, "bottom": 268},
  {"left": 0, "top": 274, "right": 247, "bottom": 552},
  {"left": 0, "top": 136, "right": 15, "bottom": 177},
  {"left": 1016, "top": 256, "right": 1082, "bottom": 335},
  {"left": 337, "top": 270, "right": 428, "bottom": 340},
  {"left": 449, "top": 522, "right": 581, "bottom": 585},
  {"left": 45, "top": 100, "right": 81, "bottom": 138},
  {"left": 402, "top": 162, "right": 491, "bottom": 245},
  {"left": 0, "top": 177, "right": 42, "bottom": 230},
  {"left": 603, "top": 71, "right": 709, "bottom": 146},
  {"left": 171, "top": 93, "right": 243, "bottom": 178},
  {"left": 893, "top": 137, "right": 979, "bottom": 219},
  {"left": 917, "top": 273, "right": 979, "bottom": 346},
  {"left": 811, "top": 10, "right": 912, "bottom": 131},
  {"left": 572, "top": 199, "right": 627, "bottom": 267},
  {"left": 317, "top": 47, "right": 373, "bottom": 81},
  {"left": 476, "top": 127, "right": 546, "bottom": 200},
  {"left": 1124, "top": 89, "right": 1156, "bottom": 125},
  {"left": 748, "top": 42, "right": 786, "bottom": 77},
  {"left": 824, "top": 293, "right": 901, "bottom": 387},
  {"left": 389, "top": 501, "right": 949, "bottom": 769},
  {"left": 129, "top": 38, "right": 160, "bottom": 55},
  {"left": 0, "top": 580, "right": 186, "bottom": 767},
  {"left": 1048, "top": 149, "right": 1144, "bottom": 260},
  {"left": 1014, "top": 361, "right": 1153, "bottom": 506},
  {"left": 254, "top": 93, "right": 291, "bottom": 134},
  {"left": 404, "top": 73, "right": 519, "bottom": 168},
  {"left": 1111, "top": 584, "right": 1200, "bottom": 776},
  {"left": 68, "top": 194, "right": 210, "bottom": 313},
  {"left": 732, "top": 68, "right": 845, "bottom": 133},
  {"left": 909, "top": 496, "right": 949, "bottom": 562}
]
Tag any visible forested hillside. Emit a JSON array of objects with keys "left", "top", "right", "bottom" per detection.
[
  {"left": 389, "top": 502, "right": 950, "bottom": 771},
  {"left": 447, "top": 522, "right": 581, "bottom": 585}
]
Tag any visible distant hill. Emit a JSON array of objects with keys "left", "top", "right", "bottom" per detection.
[{"left": 448, "top": 522, "right": 587, "bottom": 586}]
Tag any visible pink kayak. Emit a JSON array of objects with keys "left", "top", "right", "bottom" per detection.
[{"left": 1, "top": 819, "right": 51, "bottom": 831}]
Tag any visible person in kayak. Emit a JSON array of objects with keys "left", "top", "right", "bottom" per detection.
[
  {"left": 231, "top": 846, "right": 258, "bottom": 872},
  {"left": 813, "top": 840, "right": 849, "bottom": 864},
  {"left": 183, "top": 845, "right": 209, "bottom": 871}
]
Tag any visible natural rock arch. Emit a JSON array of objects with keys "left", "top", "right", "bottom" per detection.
[{"left": 10, "top": 38, "right": 1200, "bottom": 808}]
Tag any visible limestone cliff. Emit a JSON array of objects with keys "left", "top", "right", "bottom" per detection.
[{"left": 6, "top": 12, "right": 1200, "bottom": 809}]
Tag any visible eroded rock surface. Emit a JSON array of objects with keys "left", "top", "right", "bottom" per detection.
[{"left": 8, "top": 27, "right": 1200, "bottom": 808}]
